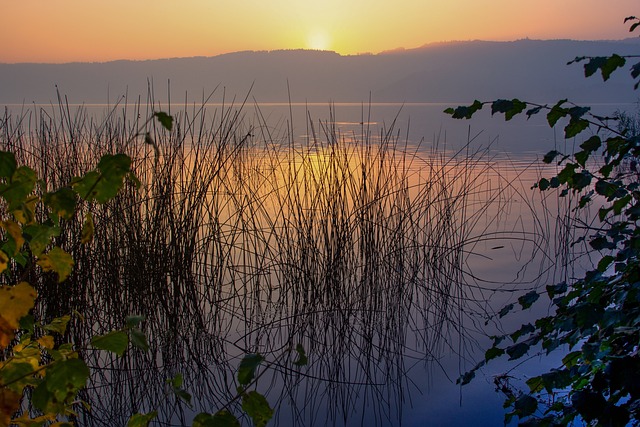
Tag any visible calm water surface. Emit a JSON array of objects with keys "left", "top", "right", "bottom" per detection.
[{"left": 1, "top": 101, "right": 624, "bottom": 426}]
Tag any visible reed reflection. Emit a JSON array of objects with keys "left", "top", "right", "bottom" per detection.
[{"left": 0, "top": 101, "right": 558, "bottom": 426}]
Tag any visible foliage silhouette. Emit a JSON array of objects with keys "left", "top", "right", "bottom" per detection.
[{"left": 446, "top": 15, "right": 640, "bottom": 426}]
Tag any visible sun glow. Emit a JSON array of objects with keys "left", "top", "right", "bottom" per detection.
[
  {"left": 307, "top": 30, "right": 331, "bottom": 51},
  {"left": 0, "top": 0, "right": 637, "bottom": 62}
]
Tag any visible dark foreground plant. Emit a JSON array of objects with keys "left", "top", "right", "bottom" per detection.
[
  {"left": 0, "top": 112, "right": 296, "bottom": 427},
  {"left": 0, "top": 146, "right": 147, "bottom": 426},
  {"left": 447, "top": 15, "right": 640, "bottom": 426}
]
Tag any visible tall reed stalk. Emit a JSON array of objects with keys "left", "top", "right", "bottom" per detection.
[{"left": 0, "top": 95, "right": 560, "bottom": 426}]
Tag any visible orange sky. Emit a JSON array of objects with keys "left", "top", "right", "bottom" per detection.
[{"left": 1, "top": 1, "right": 637, "bottom": 63}]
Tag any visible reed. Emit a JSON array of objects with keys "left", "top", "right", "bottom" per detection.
[{"left": 0, "top": 95, "right": 557, "bottom": 426}]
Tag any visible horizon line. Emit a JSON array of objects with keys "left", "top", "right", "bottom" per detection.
[{"left": 1, "top": 36, "right": 637, "bottom": 66}]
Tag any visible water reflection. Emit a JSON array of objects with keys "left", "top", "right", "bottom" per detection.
[{"left": 1, "top": 102, "right": 571, "bottom": 426}]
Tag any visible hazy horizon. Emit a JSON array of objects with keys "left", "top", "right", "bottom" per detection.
[
  {"left": 2, "top": 1, "right": 637, "bottom": 63},
  {"left": 2, "top": 35, "right": 639, "bottom": 66},
  {"left": 2, "top": 38, "right": 638, "bottom": 106}
]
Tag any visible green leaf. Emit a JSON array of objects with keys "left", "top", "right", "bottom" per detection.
[
  {"left": 491, "top": 99, "right": 526, "bottom": 121},
  {"left": 499, "top": 303, "right": 515, "bottom": 318},
  {"left": 599, "top": 163, "right": 614, "bottom": 178},
  {"left": 0, "top": 151, "right": 17, "bottom": 179},
  {"left": 613, "top": 194, "right": 632, "bottom": 215},
  {"left": 598, "top": 206, "right": 612, "bottom": 221},
  {"left": 546, "top": 282, "right": 567, "bottom": 299},
  {"left": 37, "top": 246, "right": 74, "bottom": 282},
  {"left": 154, "top": 112, "right": 174, "bottom": 131},
  {"left": 293, "top": 343, "right": 308, "bottom": 366},
  {"left": 19, "top": 314, "right": 34, "bottom": 333},
  {"left": 595, "top": 179, "right": 619, "bottom": 199},
  {"left": 4, "top": 166, "right": 38, "bottom": 210},
  {"left": 597, "top": 255, "right": 615, "bottom": 272},
  {"left": 485, "top": 346, "right": 505, "bottom": 361},
  {"left": 540, "top": 370, "right": 572, "bottom": 393},
  {"left": 580, "top": 135, "right": 602, "bottom": 152},
  {"left": 568, "top": 105, "right": 590, "bottom": 119},
  {"left": 547, "top": 100, "right": 568, "bottom": 127},
  {"left": 632, "top": 61, "right": 640, "bottom": 79},
  {"left": 33, "top": 358, "right": 89, "bottom": 413},
  {"left": 518, "top": 291, "right": 539, "bottom": 309},
  {"left": 542, "top": 150, "right": 561, "bottom": 164},
  {"left": 126, "top": 315, "right": 146, "bottom": 328},
  {"left": 169, "top": 372, "right": 183, "bottom": 388},
  {"left": 584, "top": 56, "right": 608, "bottom": 78},
  {"left": 605, "top": 136, "right": 628, "bottom": 156},
  {"left": 444, "top": 100, "right": 484, "bottom": 119},
  {"left": 526, "top": 105, "right": 544, "bottom": 119},
  {"left": 24, "top": 224, "right": 61, "bottom": 256},
  {"left": 1, "top": 362, "right": 37, "bottom": 392},
  {"left": 242, "top": 391, "right": 274, "bottom": 427},
  {"left": 578, "top": 194, "right": 592, "bottom": 208},
  {"left": 74, "top": 154, "right": 132, "bottom": 203},
  {"left": 537, "top": 177, "right": 550, "bottom": 191},
  {"left": 43, "top": 187, "right": 77, "bottom": 220},
  {"left": 526, "top": 376, "right": 544, "bottom": 393},
  {"left": 173, "top": 388, "right": 192, "bottom": 406},
  {"left": 91, "top": 330, "right": 129, "bottom": 356},
  {"left": 73, "top": 170, "right": 100, "bottom": 200},
  {"left": 589, "top": 236, "right": 615, "bottom": 251},
  {"left": 458, "top": 370, "right": 475, "bottom": 385},
  {"left": 570, "top": 171, "right": 591, "bottom": 191},
  {"left": 43, "top": 315, "right": 71, "bottom": 335},
  {"left": 601, "top": 55, "right": 626, "bottom": 81},
  {"left": 510, "top": 323, "right": 535, "bottom": 342},
  {"left": 514, "top": 394, "right": 537, "bottom": 416},
  {"left": 238, "top": 353, "right": 264, "bottom": 386},
  {"left": 574, "top": 150, "right": 589, "bottom": 167},
  {"left": 193, "top": 411, "right": 241, "bottom": 427},
  {"left": 127, "top": 411, "right": 158, "bottom": 427},
  {"left": 562, "top": 351, "right": 581, "bottom": 369},
  {"left": 564, "top": 118, "right": 589, "bottom": 139},
  {"left": 557, "top": 163, "right": 577, "bottom": 184},
  {"left": 506, "top": 342, "right": 530, "bottom": 360},
  {"left": 130, "top": 328, "right": 149, "bottom": 352},
  {"left": 167, "top": 373, "right": 192, "bottom": 405}
]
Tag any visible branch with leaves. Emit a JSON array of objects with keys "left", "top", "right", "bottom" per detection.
[{"left": 446, "top": 15, "right": 640, "bottom": 426}]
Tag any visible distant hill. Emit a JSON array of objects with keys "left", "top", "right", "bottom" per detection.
[{"left": 1, "top": 39, "right": 639, "bottom": 105}]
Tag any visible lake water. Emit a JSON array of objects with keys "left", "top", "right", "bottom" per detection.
[{"left": 1, "top": 101, "right": 628, "bottom": 426}]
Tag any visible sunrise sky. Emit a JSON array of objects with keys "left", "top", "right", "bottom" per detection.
[{"left": 1, "top": 1, "right": 637, "bottom": 63}]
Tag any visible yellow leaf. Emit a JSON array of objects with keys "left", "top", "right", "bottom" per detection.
[
  {"left": 43, "top": 315, "right": 71, "bottom": 335},
  {"left": 11, "top": 338, "right": 29, "bottom": 353},
  {"left": 0, "top": 251, "right": 8, "bottom": 275},
  {"left": 0, "top": 282, "right": 37, "bottom": 348},
  {"left": 1, "top": 220, "right": 24, "bottom": 256},
  {"left": 11, "top": 196, "right": 38, "bottom": 225},
  {"left": 37, "top": 335, "right": 55, "bottom": 350},
  {"left": 81, "top": 212, "right": 94, "bottom": 244},
  {"left": 6, "top": 338, "right": 41, "bottom": 371},
  {"left": 37, "top": 247, "right": 73, "bottom": 283},
  {"left": 11, "top": 412, "right": 56, "bottom": 427}
]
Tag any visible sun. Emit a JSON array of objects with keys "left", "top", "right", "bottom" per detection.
[{"left": 307, "top": 30, "right": 331, "bottom": 51}]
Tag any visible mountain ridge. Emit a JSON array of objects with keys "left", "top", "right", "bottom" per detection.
[{"left": 1, "top": 38, "right": 638, "bottom": 105}]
